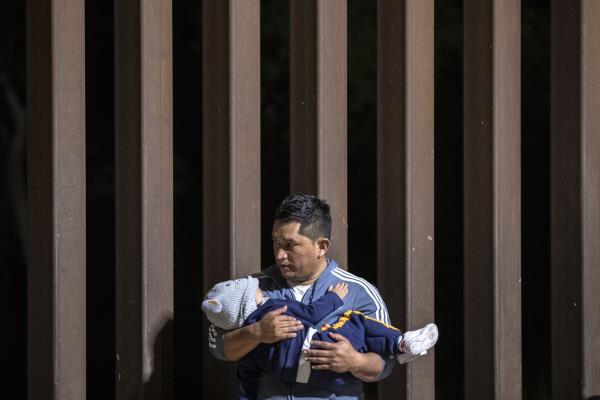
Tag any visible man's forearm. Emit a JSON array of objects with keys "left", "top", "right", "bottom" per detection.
[
  {"left": 350, "top": 352, "right": 385, "bottom": 383},
  {"left": 212, "top": 305, "right": 303, "bottom": 361},
  {"left": 222, "top": 324, "right": 261, "bottom": 361}
]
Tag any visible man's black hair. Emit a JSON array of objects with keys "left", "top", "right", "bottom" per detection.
[{"left": 274, "top": 193, "right": 332, "bottom": 241}]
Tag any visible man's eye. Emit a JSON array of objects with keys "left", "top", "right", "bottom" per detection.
[{"left": 273, "top": 241, "right": 296, "bottom": 250}]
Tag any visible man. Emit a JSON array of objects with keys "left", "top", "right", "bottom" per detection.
[{"left": 208, "top": 193, "right": 396, "bottom": 399}]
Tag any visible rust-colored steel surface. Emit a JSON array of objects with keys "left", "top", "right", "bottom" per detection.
[
  {"left": 377, "top": 1, "right": 435, "bottom": 399},
  {"left": 26, "top": 0, "right": 86, "bottom": 399},
  {"left": 290, "top": 0, "right": 348, "bottom": 267},
  {"left": 551, "top": 1, "right": 600, "bottom": 398},
  {"left": 202, "top": 1, "right": 261, "bottom": 398},
  {"left": 463, "top": 0, "right": 522, "bottom": 399},
  {"left": 581, "top": 2, "right": 600, "bottom": 396},
  {"left": 115, "top": 0, "right": 174, "bottom": 399}
]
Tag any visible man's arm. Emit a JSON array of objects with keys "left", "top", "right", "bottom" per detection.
[
  {"left": 305, "top": 333, "right": 385, "bottom": 382},
  {"left": 349, "top": 351, "right": 387, "bottom": 382},
  {"left": 209, "top": 305, "right": 304, "bottom": 362},
  {"left": 221, "top": 324, "right": 262, "bottom": 361}
]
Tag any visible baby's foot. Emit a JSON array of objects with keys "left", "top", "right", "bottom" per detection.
[{"left": 396, "top": 323, "right": 438, "bottom": 364}]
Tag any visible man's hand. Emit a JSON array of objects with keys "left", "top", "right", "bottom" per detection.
[
  {"left": 304, "top": 333, "right": 359, "bottom": 373},
  {"left": 251, "top": 305, "right": 303, "bottom": 344},
  {"left": 223, "top": 306, "right": 303, "bottom": 361},
  {"left": 304, "top": 333, "right": 384, "bottom": 382}
]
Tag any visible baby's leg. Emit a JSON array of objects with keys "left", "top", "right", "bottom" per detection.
[
  {"left": 347, "top": 312, "right": 439, "bottom": 364},
  {"left": 358, "top": 313, "right": 404, "bottom": 355},
  {"left": 316, "top": 311, "right": 404, "bottom": 355}
]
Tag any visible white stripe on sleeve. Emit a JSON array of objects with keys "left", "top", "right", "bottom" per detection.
[{"left": 332, "top": 268, "right": 390, "bottom": 324}]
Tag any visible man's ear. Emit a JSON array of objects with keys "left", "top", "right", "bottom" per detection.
[{"left": 316, "top": 237, "right": 330, "bottom": 257}]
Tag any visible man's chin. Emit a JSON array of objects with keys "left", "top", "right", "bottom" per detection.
[
  {"left": 279, "top": 266, "right": 291, "bottom": 273},
  {"left": 278, "top": 266, "right": 295, "bottom": 278}
]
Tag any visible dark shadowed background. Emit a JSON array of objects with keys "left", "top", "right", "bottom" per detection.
[{"left": 0, "top": 0, "right": 550, "bottom": 398}]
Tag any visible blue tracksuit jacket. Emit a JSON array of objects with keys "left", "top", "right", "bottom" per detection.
[
  {"left": 208, "top": 259, "right": 396, "bottom": 399},
  {"left": 237, "top": 292, "right": 404, "bottom": 399}
]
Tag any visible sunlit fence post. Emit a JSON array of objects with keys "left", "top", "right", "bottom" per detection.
[
  {"left": 377, "top": 1, "right": 435, "bottom": 399},
  {"left": 26, "top": 0, "right": 86, "bottom": 398},
  {"left": 201, "top": 1, "right": 261, "bottom": 398},
  {"left": 290, "top": 0, "right": 348, "bottom": 266},
  {"left": 463, "top": 0, "right": 522, "bottom": 398},
  {"left": 115, "top": 0, "right": 174, "bottom": 398},
  {"left": 551, "top": 1, "right": 600, "bottom": 398}
]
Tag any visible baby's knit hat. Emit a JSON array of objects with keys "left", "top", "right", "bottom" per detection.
[{"left": 201, "top": 276, "right": 259, "bottom": 330}]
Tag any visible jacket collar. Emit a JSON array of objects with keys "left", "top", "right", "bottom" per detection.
[
  {"left": 308, "top": 258, "right": 338, "bottom": 302},
  {"left": 266, "top": 258, "right": 339, "bottom": 302}
]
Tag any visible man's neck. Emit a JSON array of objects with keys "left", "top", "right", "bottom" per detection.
[{"left": 286, "top": 258, "right": 329, "bottom": 287}]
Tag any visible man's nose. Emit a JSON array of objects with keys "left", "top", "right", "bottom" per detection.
[{"left": 275, "top": 247, "right": 287, "bottom": 260}]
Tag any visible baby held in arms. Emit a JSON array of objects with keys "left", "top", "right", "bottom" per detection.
[{"left": 202, "top": 276, "right": 438, "bottom": 399}]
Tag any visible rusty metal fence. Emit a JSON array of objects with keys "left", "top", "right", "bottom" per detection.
[{"left": 23, "top": 0, "right": 599, "bottom": 399}]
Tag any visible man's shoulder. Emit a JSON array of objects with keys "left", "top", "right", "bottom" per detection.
[
  {"left": 250, "top": 265, "right": 274, "bottom": 280},
  {"left": 251, "top": 266, "right": 286, "bottom": 292},
  {"left": 328, "top": 266, "right": 390, "bottom": 323},
  {"left": 329, "top": 266, "right": 381, "bottom": 295}
]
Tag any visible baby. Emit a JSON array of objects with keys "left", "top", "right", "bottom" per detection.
[{"left": 202, "top": 276, "right": 438, "bottom": 399}]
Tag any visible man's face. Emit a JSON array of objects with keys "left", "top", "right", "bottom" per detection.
[{"left": 271, "top": 220, "right": 327, "bottom": 284}]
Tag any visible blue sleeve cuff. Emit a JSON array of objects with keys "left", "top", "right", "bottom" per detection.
[{"left": 374, "top": 354, "right": 396, "bottom": 381}]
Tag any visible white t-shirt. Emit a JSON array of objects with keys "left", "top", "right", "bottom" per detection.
[{"left": 290, "top": 284, "right": 312, "bottom": 301}]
